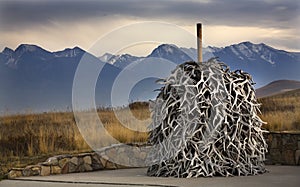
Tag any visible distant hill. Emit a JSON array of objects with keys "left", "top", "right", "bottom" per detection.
[
  {"left": 256, "top": 80, "right": 300, "bottom": 98},
  {"left": 270, "top": 88, "right": 300, "bottom": 98}
]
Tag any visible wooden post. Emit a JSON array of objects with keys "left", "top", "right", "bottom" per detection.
[{"left": 197, "top": 23, "right": 202, "bottom": 63}]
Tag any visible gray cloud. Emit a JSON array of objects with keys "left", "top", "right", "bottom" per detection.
[
  {"left": 0, "top": 0, "right": 299, "bottom": 52},
  {"left": 0, "top": 0, "right": 299, "bottom": 31}
]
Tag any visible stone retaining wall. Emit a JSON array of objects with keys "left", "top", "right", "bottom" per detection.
[
  {"left": 264, "top": 132, "right": 300, "bottom": 165},
  {"left": 8, "top": 143, "right": 150, "bottom": 179},
  {"left": 8, "top": 132, "right": 300, "bottom": 178}
]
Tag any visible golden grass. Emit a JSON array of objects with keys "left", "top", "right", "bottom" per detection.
[
  {"left": 0, "top": 91, "right": 299, "bottom": 177},
  {"left": 258, "top": 89, "right": 300, "bottom": 132},
  {"left": 0, "top": 102, "right": 150, "bottom": 177},
  {"left": 99, "top": 107, "right": 150, "bottom": 144}
]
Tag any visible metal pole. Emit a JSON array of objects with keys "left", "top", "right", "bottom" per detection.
[{"left": 197, "top": 23, "right": 202, "bottom": 63}]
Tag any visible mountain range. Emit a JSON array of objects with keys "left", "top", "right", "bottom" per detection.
[
  {"left": 100, "top": 42, "right": 300, "bottom": 87},
  {"left": 0, "top": 42, "right": 299, "bottom": 114}
]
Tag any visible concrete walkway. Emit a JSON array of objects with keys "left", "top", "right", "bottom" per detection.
[{"left": 1, "top": 166, "right": 299, "bottom": 187}]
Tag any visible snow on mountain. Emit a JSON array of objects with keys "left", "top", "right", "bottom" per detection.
[
  {"left": 53, "top": 47, "right": 85, "bottom": 58},
  {"left": 210, "top": 42, "right": 300, "bottom": 87},
  {"left": 148, "top": 44, "right": 193, "bottom": 64},
  {"left": 133, "top": 41, "right": 298, "bottom": 66},
  {"left": 104, "top": 42, "right": 299, "bottom": 88},
  {"left": 0, "top": 45, "right": 88, "bottom": 69},
  {"left": 113, "top": 54, "right": 143, "bottom": 69},
  {"left": 0, "top": 44, "right": 120, "bottom": 114},
  {"left": 215, "top": 41, "right": 299, "bottom": 65},
  {"left": 14, "top": 44, "right": 52, "bottom": 57},
  {"left": 15, "top": 44, "right": 42, "bottom": 53},
  {"left": 0, "top": 42, "right": 299, "bottom": 114},
  {"left": 99, "top": 53, "right": 144, "bottom": 69},
  {"left": 99, "top": 44, "right": 194, "bottom": 68},
  {"left": 99, "top": 53, "right": 114, "bottom": 64},
  {"left": 1, "top": 44, "right": 53, "bottom": 68},
  {"left": 99, "top": 42, "right": 297, "bottom": 72}
]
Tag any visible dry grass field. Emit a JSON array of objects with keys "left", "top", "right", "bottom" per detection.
[
  {"left": 0, "top": 90, "right": 300, "bottom": 178},
  {"left": 0, "top": 102, "right": 150, "bottom": 178},
  {"left": 259, "top": 89, "right": 300, "bottom": 132}
]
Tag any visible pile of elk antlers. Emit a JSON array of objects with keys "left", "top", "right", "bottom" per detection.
[{"left": 147, "top": 59, "right": 268, "bottom": 178}]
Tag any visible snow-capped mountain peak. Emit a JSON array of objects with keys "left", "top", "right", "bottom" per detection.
[
  {"left": 99, "top": 53, "right": 114, "bottom": 63},
  {"left": 213, "top": 41, "right": 292, "bottom": 65},
  {"left": 15, "top": 44, "right": 41, "bottom": 53},
  {"left": 53, "top": 46, "right": 84, "bottom": 58},
  {"left": 149, "top": 44, "right": 180, "bottom": 56},
  {"left": 1, "top": 44, "right": 53, "bottom": 68},
  {"left": 102, "top": 53, "right": 143, "bottom": 68},
  {"left": 148, "top": 44, "right": 193, "bottom": 64}
]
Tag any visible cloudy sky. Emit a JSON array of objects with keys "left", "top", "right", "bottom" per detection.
[{"left": 0, "top": 0, "right": 299, "bottom": 56}]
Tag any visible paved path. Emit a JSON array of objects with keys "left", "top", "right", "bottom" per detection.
[{"left": 1, "top": 166, "right": 299, "bottom": 187}]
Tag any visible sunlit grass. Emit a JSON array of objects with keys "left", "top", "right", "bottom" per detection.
[
  {"left": 259, "top": 89, "right": 300, "bottom": 132},
  {"left": 1, "top": 90, "right": 299, "bottom": 177},
  {"left": 0, "top": 102, "right": 150, "bottom": 176}
]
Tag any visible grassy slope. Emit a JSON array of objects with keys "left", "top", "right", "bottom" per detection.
[{"left": 259, "top": 89, "right": 300, "bottom": 131}]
